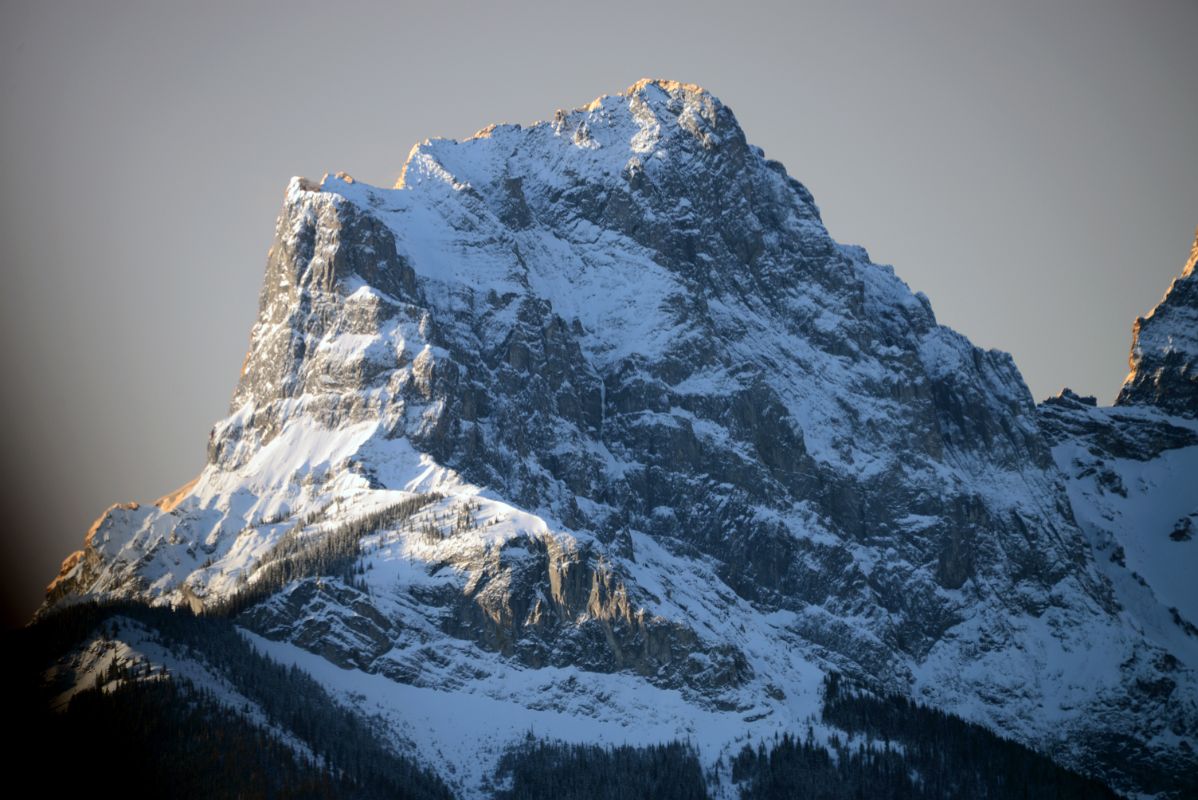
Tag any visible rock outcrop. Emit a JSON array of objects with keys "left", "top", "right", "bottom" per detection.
[{"left": 1117, "top": 228, "right": 1198, "bottom": 416}]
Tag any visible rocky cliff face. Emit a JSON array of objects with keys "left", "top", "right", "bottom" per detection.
[
  {"left": 1036, "top": 387, "right": 1198, "bottom": 796},
  {"left": 1117, "top": 228, "right": 1198, "bottom": 417},
  {"left": 43, "top": 80, "right": 1197, "bottom": 797}
]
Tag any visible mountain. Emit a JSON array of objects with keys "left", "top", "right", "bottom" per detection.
[
  {"left": 33, "top": 80, "right": 1197, "bottom": 798},
  {"left": 1117, "top": 229, "right": 1198, "bottom": 416}
]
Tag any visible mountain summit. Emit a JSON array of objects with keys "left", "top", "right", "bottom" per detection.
[
  {"left": 39, "top": 80, "right": 1198, "bottom": 798},
  {"left": 1118, "top": 227, "right": 1198, "bottom": 416}
]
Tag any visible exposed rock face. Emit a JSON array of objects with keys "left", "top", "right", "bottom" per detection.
[
  {"left": 1037, "top": 389, "right": 1198, "bottom": 796},
  {"left": 1117, "top": 228, "right": 1198, "bottom": 416},
  {"left": 41, "top": 80, "right": 1197, "bottom": 797}
]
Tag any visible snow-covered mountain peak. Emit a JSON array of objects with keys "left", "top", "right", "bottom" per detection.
[
  {"left": 388, "top": 77, "right": 811, "bottom": 228},
  {"left": 40, "top": 82, "right": 1198, "bottom": 798}
]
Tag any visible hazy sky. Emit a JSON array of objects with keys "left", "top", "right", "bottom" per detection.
[{"left": 2, "top": 0, "right": 1195, "bottom": 626}]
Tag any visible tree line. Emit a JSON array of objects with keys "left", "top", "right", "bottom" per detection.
[
  {"left": 493, "top": 734, "right": 709, "bottom": 799},
  {"left": 730, "top": 671, "right": 1120, "bottom": 799},
  {"left": 207, "top": 493, "right": 442, "bottom": 617}
]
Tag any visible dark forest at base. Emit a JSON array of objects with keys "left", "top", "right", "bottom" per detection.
[
  {"left": 10, "top": 601, "right": 452, "bottom": 800},
  {"left": 729, "top": 672, "right": 1122, "bottom": 799},
  {"left": 9, "top": 600, "right": 1140, "bottom": 799}
]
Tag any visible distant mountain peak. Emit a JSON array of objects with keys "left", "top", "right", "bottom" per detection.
[{"left": 1117, "top": 225, "right": 1198, "bottom": 415}]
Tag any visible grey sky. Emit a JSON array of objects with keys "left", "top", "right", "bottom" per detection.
[{"left": 2, "top": 0, "right": 1195, "bottom": 626}]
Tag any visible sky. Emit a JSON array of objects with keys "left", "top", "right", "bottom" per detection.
[{"left": 1, "top": 0, "right": 1195, "bottom": 627}]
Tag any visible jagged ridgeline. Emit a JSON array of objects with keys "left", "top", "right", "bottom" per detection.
[{"left": 32, "top": 79, "right": 1198, "bottom": 798}]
